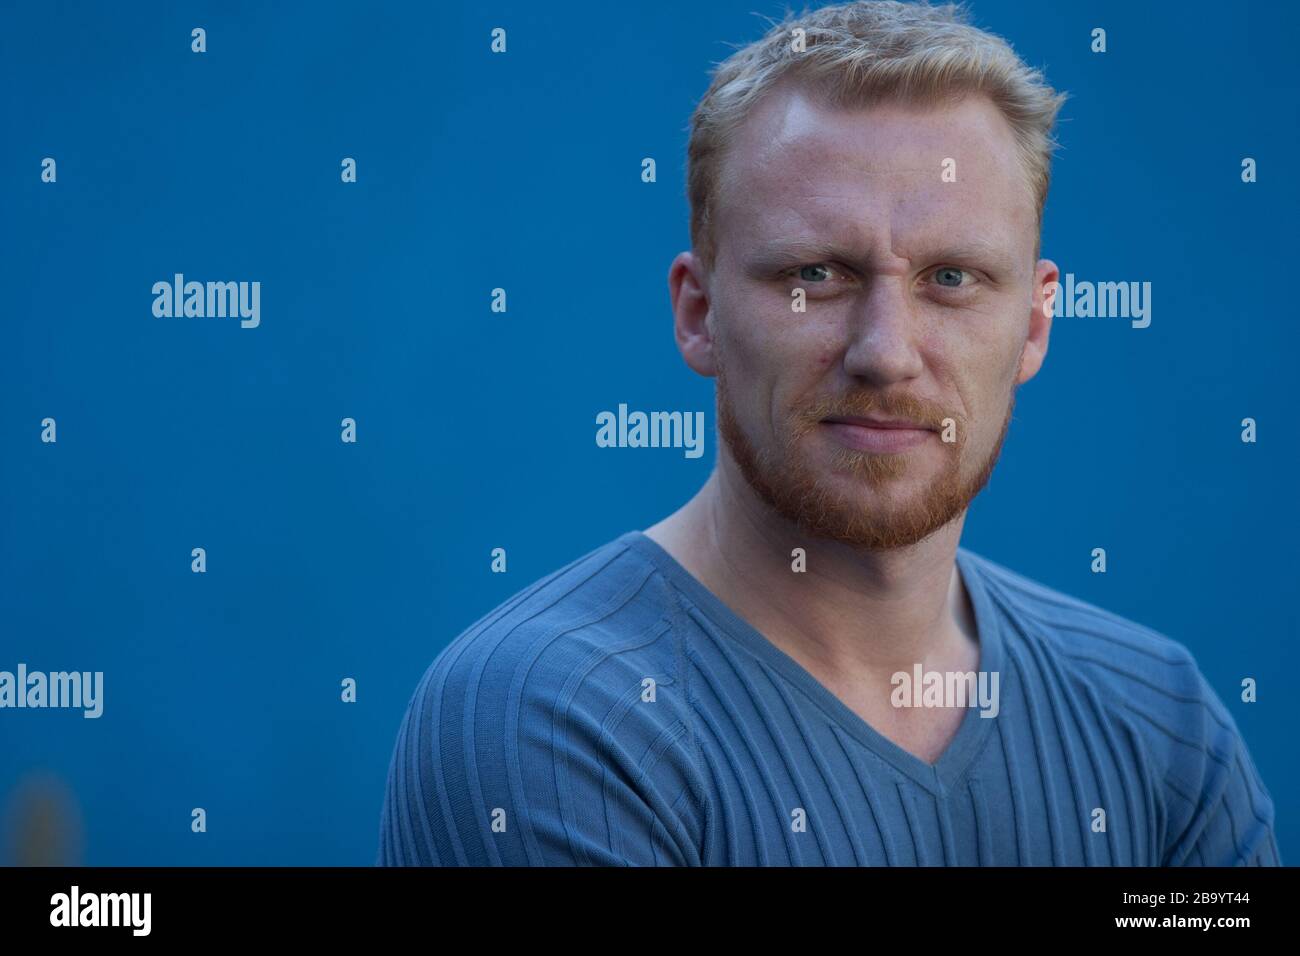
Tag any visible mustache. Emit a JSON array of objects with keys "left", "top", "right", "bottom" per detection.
[{"left": 798, "top": 393, "right": 957, "bottom": 430}]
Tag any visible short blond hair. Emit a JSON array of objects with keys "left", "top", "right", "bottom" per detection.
[{"left": 686, "top": 0, "right": 1067, "bottom": 269}]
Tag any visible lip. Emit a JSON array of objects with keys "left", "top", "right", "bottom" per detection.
[
  {"left": 820, "top": 416, "right": 934, "bottom": 453},
  {"left": 822, "top": 415, "right": 932, "bottom": 430}
]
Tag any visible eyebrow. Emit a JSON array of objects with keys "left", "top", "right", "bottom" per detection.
[{"left": 745, "top": 236, "right": 1021, "bottom": 277}]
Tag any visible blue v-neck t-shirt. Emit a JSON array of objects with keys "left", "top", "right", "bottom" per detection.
[{"left": 378, "top": 530, "right": 1280, "bottom": 866}]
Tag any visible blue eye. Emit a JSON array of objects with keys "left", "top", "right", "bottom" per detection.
[
  {"left": 934, "top": 267, "right": 966, "bottom": 287},
  {"left": 797, "top": 264, "right": 833, "bottom": 282}
]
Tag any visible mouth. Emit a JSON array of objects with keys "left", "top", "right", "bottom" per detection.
[{"left": 819, "top": 415, "right": 935, "bottom": 453}]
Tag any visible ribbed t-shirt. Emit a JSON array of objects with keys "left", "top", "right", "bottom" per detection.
[{"left": 378, "top": 530, "right": 1280, "bottom": 866}]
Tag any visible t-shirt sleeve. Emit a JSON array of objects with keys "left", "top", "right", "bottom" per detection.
[
  {"left": 378, "top": 629, "right": 707, "bottom": 866},
  {"left": 1160, "top": 657, "right": 1280, "bottom": 866}
]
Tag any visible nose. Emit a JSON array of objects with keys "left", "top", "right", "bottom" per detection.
[{"left": 841, "top": 275, "right": 925, "bottom": 386}]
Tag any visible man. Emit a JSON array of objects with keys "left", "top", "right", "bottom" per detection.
[{"left": 379, "top": 0, "right": 1279, "bottom": 865}]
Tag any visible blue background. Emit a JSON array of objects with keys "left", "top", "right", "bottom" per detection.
[{"left": 1, "top": 0, "right": 1294, "bottom": 865}]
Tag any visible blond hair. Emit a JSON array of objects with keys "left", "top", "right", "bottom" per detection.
[{"left": 686, "top": 0, "right": 1067, "bottom": 269}]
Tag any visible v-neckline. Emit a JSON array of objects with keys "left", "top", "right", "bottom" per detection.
[{"left": 619, "top": 529, "right": 1003, "bottom": 795}]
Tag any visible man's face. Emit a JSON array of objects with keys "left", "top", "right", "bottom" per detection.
[{"left": 691, "top": 84, "right": 1053, "bottom": 550}]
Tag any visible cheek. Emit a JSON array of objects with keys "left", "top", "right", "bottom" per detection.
[
  {"left": 723, "top": 292, "right": 843, "bottom": 413},
  {"left": 774, "top": 338, "right": 838, "bottom": 398},
  {"left": 728, "top": 313, "right": 830, "bottom": 382},
  {"left": 924, "top": 319, "right": 1020, "bottom": 406},
  {"left": 963, "top": 368, "right": 1017, "bottom": 451}
]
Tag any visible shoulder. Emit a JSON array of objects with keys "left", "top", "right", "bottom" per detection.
[
  {"left": 962, "top": 547, "right": 1221, "bottom": 727},
  {"left": 960, "top": 548, "right": 1279, "bottom": 864},
  {"left": 380, "top": 532, "right": 707, "bottom": 865},
  {"left": 421, "top": 532, "right": 687, "bottom": 717},
  {"left": 961, "top": 547, "right": 1198, "bottom": 687}
]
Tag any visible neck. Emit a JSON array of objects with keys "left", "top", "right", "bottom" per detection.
[{"left": 643, "top": 454, "right": 978, "bottom": 683}]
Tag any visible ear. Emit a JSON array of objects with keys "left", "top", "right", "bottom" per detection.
[
  {"left": 1017, "top": 257, "right": 1058, "bottom": 384},
  {"left": 668, "top": 251, "right": 717, "bottom": 377}
]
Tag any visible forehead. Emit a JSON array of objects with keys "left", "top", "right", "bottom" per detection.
[{"left": 714, "top": 83, "right": 1036, "bottom": 260}]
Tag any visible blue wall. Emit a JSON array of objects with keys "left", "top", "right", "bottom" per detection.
[{"left": 2, "top": 0, "right": 1294, "bottom": 864}]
